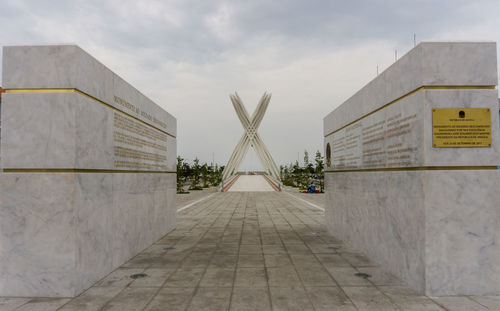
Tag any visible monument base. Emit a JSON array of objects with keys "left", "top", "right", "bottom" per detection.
[
  {"left": 0, "top": 172, "right": 176, "bottom": 297},
  {"left": 325, "top": 170, "right": 500, "bottom": 296}
]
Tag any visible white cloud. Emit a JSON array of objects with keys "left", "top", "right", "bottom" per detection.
[{"left": 0, "top": 0, "right": 498, "bottom": 169}]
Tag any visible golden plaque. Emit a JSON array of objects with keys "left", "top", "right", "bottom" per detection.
[{"left": 432, "top": 108, "right": 491, "bottom": 147}]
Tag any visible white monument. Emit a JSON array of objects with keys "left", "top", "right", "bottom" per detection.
[
  {"left": 323, "top": 42, "right": 500, "bottom": 296},
  {"left": 0, "top": 45, "right": 177, "bottom": 297},
  {"left": 222, "top": 92, "right": 281, "bottom": 185}
]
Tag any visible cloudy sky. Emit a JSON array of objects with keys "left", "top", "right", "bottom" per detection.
[{"left": 1, "top": 0, "right": 500, "bottom": 170}]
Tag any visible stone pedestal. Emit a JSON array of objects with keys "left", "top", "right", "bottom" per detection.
[
  {"left": 323, "top": 42, "right": 500, "bottom": 296},
  {"left": 0, "top": 45, "right": 177, "bottom": 297}
]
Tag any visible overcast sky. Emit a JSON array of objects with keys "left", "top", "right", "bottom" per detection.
[{"left": 1, "top": 0, "right": 500, "bottom": 170}]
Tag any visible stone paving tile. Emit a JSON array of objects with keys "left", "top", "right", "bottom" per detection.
[
  {"left": 100, "top": 287, "right": 157, "bottom": 311},
  {"left": 432, "top": 296, "right": 491, "bottom": 311},
  {"left": 13, "top": 298, "right": 70, "bottom": 311},
  {"left": 0, "top": 298, "right": 31, "bottom": 311},
  {"left": 143, "top": 287, "right": 196, "bottom": 311},
  {"left": 58, "top": 287, "right": 123, "bottom": 311},
  {"left": 209, "top": 254, "right": 238, "bottom": 268},
  {"left": 378, "top": 286, "right": 446, "bottom": 311},
  {"left": 267, "top": 266, "right": 302, "bottom": 287},
  {"left": 230, "top": 287, "right": 272, "bottom": 311},
  {"left": 288, "top": 254, "right": 320, "bottom": 267},
  {"left": 307, "top": 243, "right": 339, "bottom": 254},
  {"left": 304, "top": 286, "right": 357, "bottom": 311},
  {"left": 238, "top": 244, "right": 262, "bottom": 254},
  {"left": 241, "top": 236, "right": 261, "bottom": 245},
  {"left": 340, "top": 252, "right": 378, "bottom": 267},
  {"left": 315, "top": 253, "right": 351, "bottom": 268},
  {"left": 234, "top": 267, "right": 267, "bottom": 287},
  {"left": 294, "top": 264, "right": 336, "bottom": 286},
  {"left": 356, "top": 266, "right": 405, "bottom": 286},
  {"left": 94, "top": 268, "right": 144, "bottom": 288},
  {"left": 164, "top": 267, "right": 205, "bottom": 287},
  {"left": 262, "top": 244, "right": 286, "bottom": 254},
  {"left": 216, "top": 243, "right": 239, "bottom": 254},
  {"left": 129, "top": 268, "right": 175, "bottom": 287},
  {"left": 342, "top": 286, "right": 399, "bottom": 311},
  {"left": 469, "top": 296, "right": 500, "bottom": 310},
  {"left": 325, "top": 267, "right": 373, "bottom": 286},
  {"left": 284, "top": 243, "right": 310, "bottom": 254},
  {"left": 237, "top": 254, "right": 265, "bottom": 267},
  {"left": 180, "top": 253, "right": 212, "bottom": 268},
  {"left": 264, "top": 253, "right": 293, "bottom": 267},
  {"left": 187, "top": 287, "right": 232, "bottom": 311},
  {"left": 199, "top": 268, "right": 235, "bottom": 287},
  {"left": 269, "top": 287, "right": 314, "bottom": 311}
]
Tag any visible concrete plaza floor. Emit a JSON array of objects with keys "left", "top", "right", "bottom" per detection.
[
  {"left": 227, "top": 175, "right": 275, "bottom": 192},
  {"left": 1, "top": 192, "right": 499, "bottom": 310}
]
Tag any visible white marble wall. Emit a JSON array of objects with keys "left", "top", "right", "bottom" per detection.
[
  {"left": 0, "top": 45, "right": 177, "bottom": 297},
  {"left": 325, "top": 171, "right": 426, "bottom": 292},
  {"left": 325, "top": 170, "right": 500, "bottom": 296},
  {"left": 323, "top": 42, "right": 500, "bottom": 296},
  {"left": 424, "top": 170, "right": 500, "bottom": 296},
  {"left": 1, "top": 92, "right": 176, "bottom": 172},
  {"left": 2, "top": 45, "right": 176, "bottom": 136},
  {"left": 0, "top": 173, "right": 175, "bottom": 297},
  {"left": 324, "top": 89, "right": 500, "bottom": 172}
]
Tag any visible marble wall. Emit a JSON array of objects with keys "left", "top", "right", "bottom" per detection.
[
  {"left": 323, "top": 42, "right": 500, "bottom": 296},
  {"left": 0, "top": 45, "right": 177, "bottom": 297}
]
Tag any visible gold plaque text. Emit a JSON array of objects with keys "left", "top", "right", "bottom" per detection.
[{"left": 432, "top": 108, "right": 491, "bottom": 147}]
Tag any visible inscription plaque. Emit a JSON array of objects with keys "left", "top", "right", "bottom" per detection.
[
  {"left": 327, "top": 99, "right": 420, "bottom": 171},
  {"left": 432, "top": 108, "right": 491, "bottom": 147},
  {"left": 113, "top": 111, "right": 168, "bottom": 170}
]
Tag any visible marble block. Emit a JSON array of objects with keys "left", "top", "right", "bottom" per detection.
[
  {"left": 0, "top": 45, "right": 177, "bottom": 297},
  {"left": 323, "top": 42, "right": 500, "bottom": 296}
]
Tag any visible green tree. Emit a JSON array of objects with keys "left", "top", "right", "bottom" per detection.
[
  {"left": 314, "top": 150, "right": 324, "bottom": 192},
  {"left": 201, "top": 163, "right": 209, "bottom": 188},
  {"left": 292, "top": 160, "right": 302, "bottom": 188},
  {"left": 189, "top": 158, "right": 202, "bottom": 190},
  {"left": 182, "top": 161, "right": 191, "bottom": 181},
  {"left": 216, "top": 165, "right": 224, "bottom": 185},
  {"left": 176, "top": 156, "right": 185, "bottom": 193},
  {"left": 314, "top": 150, "right": 324, "bottom": 175}
]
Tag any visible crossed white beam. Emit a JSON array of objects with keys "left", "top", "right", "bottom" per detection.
[{"left": 222, "top": 92, "right": 281, "bottom": 183}]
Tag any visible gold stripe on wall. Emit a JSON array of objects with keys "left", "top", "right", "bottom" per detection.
[
  {"left": 4, "top": 88, "right": 176, "bottom": 139},
  {"left": 5, "top": 89, "right": 75, "bottom": 93},
  {"left": 3, "top": 168, "right": 176, "bottom": 174},
  {"left": 324, "top": 85, "right": 495, "bottom": 138},
  {"left": 325, "top": 166, "right": 499, "bottom": 173}
]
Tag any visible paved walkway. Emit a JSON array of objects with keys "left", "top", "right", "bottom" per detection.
[
  {"left": 1, "top": 192, "right": 498, "bottom": 310},
  {"left": 228, "top": 175, "right": 274, "bottom": 192},
  {"left": 176, "top": 187, "right": 218, "bottom": 207}
]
